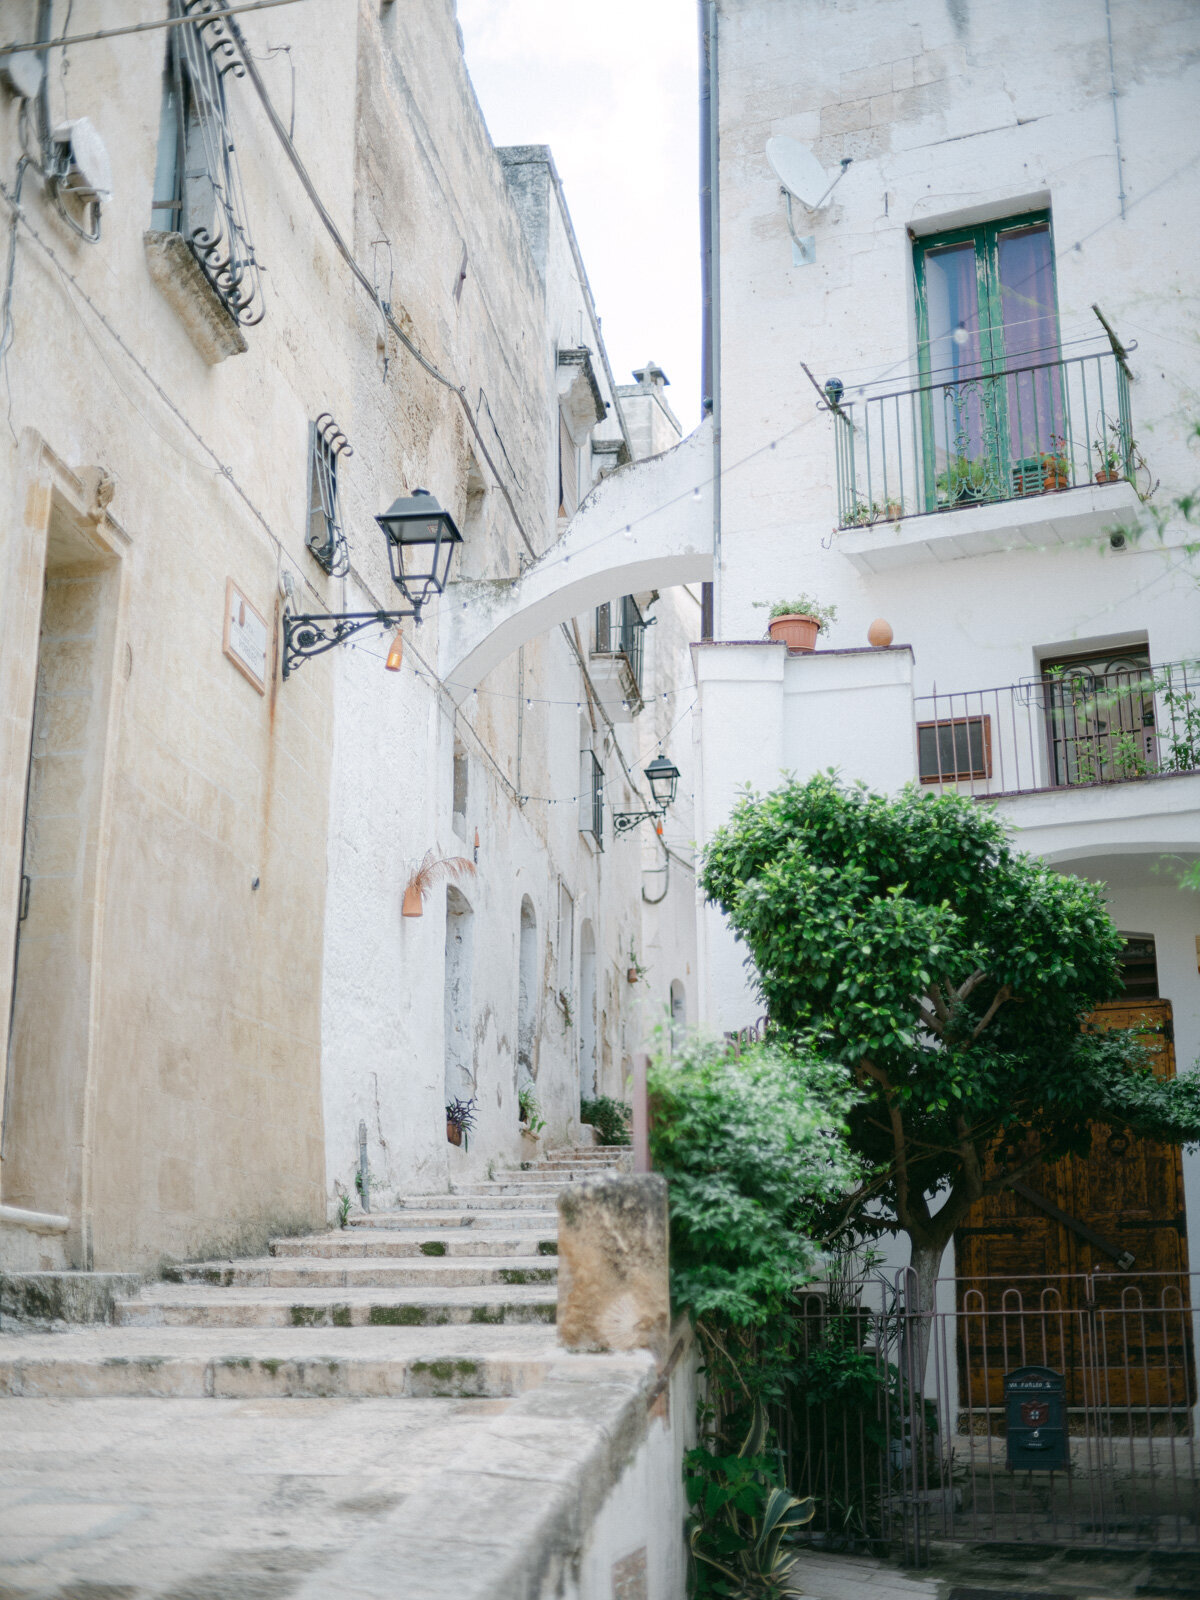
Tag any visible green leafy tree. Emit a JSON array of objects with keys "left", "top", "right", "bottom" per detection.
[{"left": 700, "top": 775, "right": 1200, "bottom": 1319}]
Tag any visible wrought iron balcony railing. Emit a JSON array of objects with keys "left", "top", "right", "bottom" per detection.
[
  {"left": 594, "top": 594, "right": 649, "bottom": 693},
  {"left": 833, "top": 348, "right": 1133, "bottom": 528},
  {"left": 915, "top": 659, "right": 1200, "bottom": 799}
]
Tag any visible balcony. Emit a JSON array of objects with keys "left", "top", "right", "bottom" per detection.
[
  {"left": 915, "top": 659, "right": 1200, "bottom": 801},
  {"left": 589, "top": 595, "right": 651, "bottom": 721},
  {"left": 832, "top": 349, "right": 1141, "bottom": 572}
]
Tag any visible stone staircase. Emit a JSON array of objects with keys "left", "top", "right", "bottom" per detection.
[
  {"left": 0, "top": 1141, "right": 693, "bottom": 1600},
  {"left": 0, "top": 1144, "right": 629, "bottom": 1395}
]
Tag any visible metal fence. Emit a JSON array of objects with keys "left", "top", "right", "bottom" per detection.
[
  {"left": 914, "top": 659, "right": 1200, "bottom": 798},
  {"left": 777, "top": 1269, "right": 1199, "bottom": 1562},
  {"left": 833, "top": 348, "right": 1132, "bottom": 528}
]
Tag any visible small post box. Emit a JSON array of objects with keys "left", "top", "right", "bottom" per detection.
[{"left": 1003, "top": 1365, "right": 1067, "bottom": 1472}]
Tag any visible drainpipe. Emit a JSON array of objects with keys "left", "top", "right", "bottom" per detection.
[{"left": 698, "top": 1, "right": 721, "bottom": 640}]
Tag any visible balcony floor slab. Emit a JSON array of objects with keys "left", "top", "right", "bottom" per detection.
[{"left": 838, "top": 479, "right": 1140, "bottom": 573}]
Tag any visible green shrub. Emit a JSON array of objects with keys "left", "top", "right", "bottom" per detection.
[{"left": 579, "top": 1095, "right": 631, "bottom": 1146}]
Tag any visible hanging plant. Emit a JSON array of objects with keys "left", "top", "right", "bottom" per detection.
[{"left": 402, "top": 850, "right": 476, "bottom": 918}]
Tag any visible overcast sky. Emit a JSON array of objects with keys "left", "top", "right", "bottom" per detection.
[{"left": 456, "top": 0, "right": 702, "bottom": 428}]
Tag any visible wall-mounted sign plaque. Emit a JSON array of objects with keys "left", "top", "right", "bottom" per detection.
[{"left": 223, "top": 578, "right": 268, "bottom": 694}]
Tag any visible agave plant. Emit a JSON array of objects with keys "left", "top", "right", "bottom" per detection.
[{"left": 686, "top": 1401, "right": 816, "bottom": 1597}]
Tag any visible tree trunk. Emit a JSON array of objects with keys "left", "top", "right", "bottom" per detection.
[{"left": 899, "top": 1236, "right": 944, "bottom": 1402}]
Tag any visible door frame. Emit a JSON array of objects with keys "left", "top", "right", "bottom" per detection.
[{"left": 0, "top": 431, "right": 129, "bottom": 1265}]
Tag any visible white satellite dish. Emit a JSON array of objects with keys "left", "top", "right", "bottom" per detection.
[{"left": 766, "top": 137, "right": 833, "bottom": 210}]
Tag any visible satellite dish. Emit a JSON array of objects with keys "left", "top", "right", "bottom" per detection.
[{"left": 766, "top": 137, "right": 833, "bottom": 210}]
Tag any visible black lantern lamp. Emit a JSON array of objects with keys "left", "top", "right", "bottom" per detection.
[
  {"left": 614, "top": 754, "right": 682, "bottom": 834},
  {"left": 283, "top": 487, "right": 463, "bottom": 679},
  {"left": 376, "top": 489, "right": 462, "bottom": 610}
]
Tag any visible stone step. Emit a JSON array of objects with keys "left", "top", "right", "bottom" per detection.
[
  {"left": 0, "top": 1270, "right": 142, "bottom": 1323},
  {"left": 116, "top": 1283, "right": 556, "bottom": 1329},
  {"left": 0, "top": 1323, "right": 558, "bottom": 1399},
  {"left": 450, "top": 1182, "right": 564, "bottom": 1197},
  {"left": 165, "top": 1255, "right": 556, "bottom": 1290},
  {"left": 385, "top": 1193, "right": 559, "bottom": 1212},
  {"left": 270, "top": 1230, "right": 555, "bottom": 1260},
  {"left": 349, "top": 1207, "right": 559, "bottom": 1231}
]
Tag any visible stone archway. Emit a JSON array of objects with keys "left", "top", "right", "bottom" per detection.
[{"left": 436, "top": 419, "right": 713, "bottom": 700}]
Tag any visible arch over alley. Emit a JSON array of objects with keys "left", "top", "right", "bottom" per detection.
[{"left": 436, "top": 419, "right": 714, "bottom": 700}]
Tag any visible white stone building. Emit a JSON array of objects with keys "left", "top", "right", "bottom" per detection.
[
  {"left": 0, "top": 0, "right": 695, "bottom": 1273},
  {"left": 679, "top": 0, "right": 1200, "bottom": 1338}
]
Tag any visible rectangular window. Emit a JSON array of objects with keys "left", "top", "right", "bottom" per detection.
[
  {"left": 917, "top": 716, "right": 992, "bottom": 783},
  {"left": 593, "top": 595, "right": 648, "bottom": 693},
  {"left": 150, "top": 0, "right": 262, "bottom": 327},
  {"left": 556, "top": 881, "right": 574, "bottom": 996},
  {"left": 914, "top": 212, "right": 1062, "bottom": 509},
  {"left": 579, "top": 748, "right": 604, "bottom": 847},
  {"left": 1042, "top": 648, "right": 1157, "bottom": 787},
  {"left": 306, "top": 414, "right": 350, "bottom": 575}
]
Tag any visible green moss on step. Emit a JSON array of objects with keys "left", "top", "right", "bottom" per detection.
[
  {"left": 368, "top": 1305, "right": 425, "bottom": 1326},
  {"left": 411, "top": 1359, "right": 478, "bottom": 1379},
  {"left": 419, "top": 1241, "right": 447, "bottom": 1256},
  {"left": 470, "top": 1306, "right": 504, "bottom": 1324},
  {"left": 332, "top": 1304, "right": 352, "bottom": 1327},
  {"left": 290, "top": 1305, "right": 322, "bottom": 1326},
  {"left": 258, "top": 1358, "right": 283, "bottom": 1377},
  {"left": 498, "top": 1268, "right": 554, "bottom": 1285},
  {"left": 536, "top": 1241, "right": 558, "bottom": 1256}
]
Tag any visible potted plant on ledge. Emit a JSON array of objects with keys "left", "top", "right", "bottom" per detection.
[
  {"left": 518, "top": 1086, "right": 546, "bottom": 1142},
  {"left": 760, "top": 597, "right": 837, "bottom": 654}
]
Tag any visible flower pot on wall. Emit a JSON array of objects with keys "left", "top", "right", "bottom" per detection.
[
  {"left": 402, "top": 885, "right": 424, "bottom": 917},
  {"left": 1095, "top": 468, "right": 1121, "bottom": 484},
  {"left": 446, "top": 1120, "right": 462, "bottom": 1146},
  {"left": 768, "top": 613, "right": 821, "bottom": 653}
]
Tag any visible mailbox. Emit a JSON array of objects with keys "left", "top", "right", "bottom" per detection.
[{"left": 1004, "top": 1365, "right": 1067, "bottom": 1472}]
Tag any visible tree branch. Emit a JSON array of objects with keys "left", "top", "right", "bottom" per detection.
[
  {"left": 954, "top": 969, "right": 988, "bottom": 1006},
  {"left": 915, "top": 1001, "right": 945, "bottom": 1039},
  {"left": 971, "top": 984, "right": 1012, "bottom": 1040},
  {"left": 859, "top": 1056, "right": 915, "bottom": 1236},
  {"left": 928, "top": 982, "right": 951, "bottom": 1028}
]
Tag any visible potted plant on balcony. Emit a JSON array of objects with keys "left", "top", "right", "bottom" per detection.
[
  {"left": 760, "top": 597, "right": 837, "bottom": 654},
  {"left": 936, "top": 454, "right": 988, "bottom": 505},
  {"left": 1093, "top": 423, "right": 1125, "bottom": 484},
  {"left": 1039, "top": 435, "right": 1071, "bottom": 492}
]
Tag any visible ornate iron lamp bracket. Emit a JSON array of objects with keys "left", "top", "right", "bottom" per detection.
[
  {"left": 282, "top": 607, "right": 418, "bottom": 679},
  {"left": 612, "top": 809, "right": 663, "bottom": 834}
]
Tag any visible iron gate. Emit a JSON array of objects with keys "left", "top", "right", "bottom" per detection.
[{"left": 776, "top": 1269, "right": 1200, "bottom": 1560}]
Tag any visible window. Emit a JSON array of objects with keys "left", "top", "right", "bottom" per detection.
[
  {"left": 1118, "top": 936, "right": 1159, "bottom": 1001},
  {"left": 1042, "top": 648, "right": 1156, "bottom": 787},
  {"left": 306, "top": 414, "right": 351, "bottom": 575},
  {"left": 150, "top": 0, "right": 262, "bottom": 327},
  {"left": 594, "top": 595, "right": 649, "bottom": 693},
  {"left": 556, "top": 881, "right": 574, "bottom": 998},
  {"left": 914, "top": 212, "right": 1062, "bottom": 509},
  {"left": 558, "top": 413, "right": 579, "bottom": 518},
  {"left": 917, "top": 716, "right": 992, "bottom": 783},
  {"left": 579, "top": 747, "right": 604, "bottom": 847}
]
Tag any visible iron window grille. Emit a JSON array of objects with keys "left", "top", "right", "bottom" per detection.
[
  {"left": 579, "top": 749, "right": 604, "bottom": 848},
  {"left": 150, "top": 0, "right": 263, "bottom": 328},
  {"left": 917, "top": 716, "right": 992, "bottom": 783},
  {"left": 306, "top": 414, "right": 352, "bottom": 576}
]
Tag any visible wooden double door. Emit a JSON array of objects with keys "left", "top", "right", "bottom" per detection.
[{"left": 956, "top": 1001, "right": 1194, "bottom": 1409}]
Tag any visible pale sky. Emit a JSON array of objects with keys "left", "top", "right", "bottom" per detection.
[{"left": 456, "top": 0, "right": 702, "bottom": 428}]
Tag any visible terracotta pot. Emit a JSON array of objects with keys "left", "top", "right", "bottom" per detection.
[
  {"left": 402, "top": 884, "right": 424, "bottom": 918},
  {"left": 446, "top": 1120, "right": 462, "bottom": 1146},
  {"left": 768, "top": 614, "right": 821, "bottom": 653},
  {"left": 1095, "top": 468, "right": 1121, "bottom": 484}
]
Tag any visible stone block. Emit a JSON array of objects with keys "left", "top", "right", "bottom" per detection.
[
  {"left": 143, "top": 231, "right": 249, "bottom": 364},
  {"left": 0, "top": 1270, "right": 141, "bottom": 1322},
  {"left": 821, "top": 98, "right": 871, "bottom": 137},
  {"left": 556, "top": 1175, "right": 669, "bottom": 1360}
]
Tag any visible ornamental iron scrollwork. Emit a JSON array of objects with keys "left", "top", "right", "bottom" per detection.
[
  {"left": 306, "top": 414, "right": 353, "bottom": 576},
  {"left": 168, "top": 0, "right": 264, "bottom": 327},
  {"left": 282, "top": 610, "right": 417, "bottom": 680}
]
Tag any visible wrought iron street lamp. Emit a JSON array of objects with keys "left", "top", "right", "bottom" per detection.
[
  {"left": 282, "top": 489, "right": 462, "bottom": 678},
  {"left": 613, "top": 754, "right": 682, "bottom": 834},
  {"left": 375, "top": 489, "right": 463, "bottom": 609}
]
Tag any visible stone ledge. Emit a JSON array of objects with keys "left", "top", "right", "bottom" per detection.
[
  {"left": 0, "top": 1204, "right": 70, "bottom": 1273},
  {"left": 143, "top": 230, "right": 249, "bottom": 365},
  {"left": 0, "top": 1270, "right": 142, "bottom": 1324}
]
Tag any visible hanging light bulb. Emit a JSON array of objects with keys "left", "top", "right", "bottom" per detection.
[{"left": 385, "top": 629, "right": 404, "bottom": 671}]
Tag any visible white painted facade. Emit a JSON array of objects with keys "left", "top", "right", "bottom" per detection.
[{"left": 682, "top": 0, "right": 1200, "bottom": 1303}]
